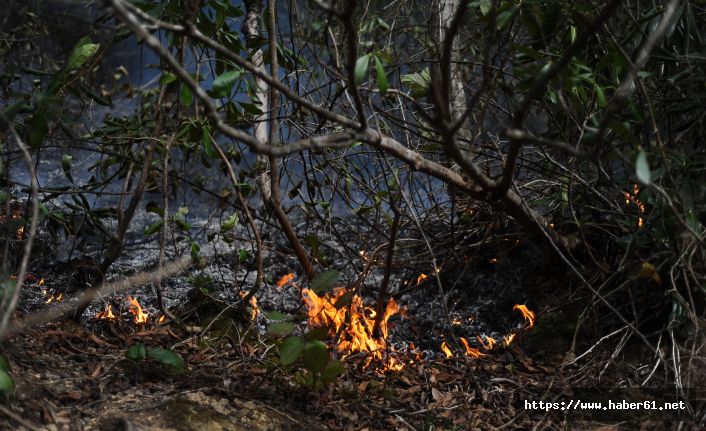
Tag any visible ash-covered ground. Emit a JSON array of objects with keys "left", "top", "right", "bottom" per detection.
[{"left": 17, "top": 207, "right": 542, "bottom": 360}]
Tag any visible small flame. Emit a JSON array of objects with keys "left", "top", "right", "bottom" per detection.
[
  {"left": 440, "top": 341, "right": 453, "bottom": 358},
  {"left": 416, "top": 273, "right": 428, "bottom": 285},
  {"left": 239, "top": 292, "right": 259, "bottom": 320},
  {"left": 45, "top": 292, "right": 64, "bottom": 304},
  {"left": 503, "top": 333, "right": 516, "bottom": 346},
  {"left": 158, "top": 315, "right": 167, "bottom": 324},
  {"left": 451, "top": 318, "right": 461, "bottom": 326},
  {"left": 250, "top": 295, "right": 259, "bottom": 320},
  {"left": 477, "top": 335, "right": 496, "bottom": 350},
  {"left": 96, "top": 304, "right": 117, "bottom": 320},
  {"left": 459, "top": 337, "right": 485, "bottom": 358},
  {"left": 16, "top": 225, "right": 25, "bottom": 240},
  {"left": 127, "top": 296, "right": 149, "bottom": 324},
  {"left": 489, "top": 258, "right": 498, "bottom": 264},
  {"left": 276, "top": 273, "right": 296, "bottom": 289},
  {"left": 624, "top": 185, "right": 646, "bottom": 228},
  {"left": 513, "top": 304, "right": 535, "bottom": 328}
]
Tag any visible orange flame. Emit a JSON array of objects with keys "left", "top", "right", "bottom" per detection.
[
  {"left": 239, "top": 292, "right": 259, "bottom": 320},
  {"left": 16, "top": 225, "right": 25, "bottom": 240},
  {"left": 127, "top": 296, "right": 149, "bottom": 324},
  {"left": 459, "top": 337, "right": 485, "bottom": 358},
  {"left": 96, "top": 304, "right": 117, "bottom": 320},
  {"left": 503, "top": 333, "right": 516, "bottom": 346},
  {"left": 416, "top": 273, "right": 428, "bottom": 285},
  {"left": 276, "top": 273, "right": 296, "bottom": 289},
  {"left": 158, "top": 315, "right": 167, "bottom": 324},
  {"left": 477, "top": 335, "right": 496, "bottom": 350},
  {"left": 440, "top": 341, "right": 453, "bottom": 358},
  {"left": 302, "top": 287, "right": 403, "bottom": 372},
  {"left": 624, "top": 185, "right": 646, "bottom": 228},
  {"left": 513, "top": 304, "right": 535, "bottom": 328},
  {"left": 45, "top": 292, "right": 63, "bottom": 304}
]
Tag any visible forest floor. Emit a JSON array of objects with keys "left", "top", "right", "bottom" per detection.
[
  {"left": 2, "top": 284, "right": 697, "bottom": 430},
  {"left": 0, "top": 220, "right": 700, "bottom": 430},
  {"left": 0, "top": 316, "right": 621, "bottom": 431}
]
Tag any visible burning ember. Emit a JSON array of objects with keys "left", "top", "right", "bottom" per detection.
[
  {"left": 276, "top": 273, "right": 296, "bottom": 289},
  {"left": 513, "top": 304, "right": 535, "bottom": 328},
  {"left": 96, "top": 304, "right": 117, "bottom": 320},
  {"left": 158, "top": 315, "right": 167, "bottom": 324},
  {"left": 440, "top": 340, "right": 453, "bottom": 358},
  {"left": 415, "top": 273, "right": 428, "bottom": 285},
  {"left": 624, "top": 184, "right": 646, "bottom": 228},
  {"left": 45, "top": 293, "right": 63, "bottom": 304},
  {"left": 127, "top": 296, "right": 149, "bottom": 324},
  {"left": 302, "top": 287, "right": 403, "bottom": 372}
]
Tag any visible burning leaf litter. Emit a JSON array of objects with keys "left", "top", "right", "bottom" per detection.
[
  {"left": 127, "top": 296, "right": 149, "bottom": 324},
  {"left": 302, "top": 287, "right": 404, "bottom": 372}
]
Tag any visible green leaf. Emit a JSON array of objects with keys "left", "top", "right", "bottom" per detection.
[
  {"left": 160, "top": 72, "right": 177, "bottom": 86},
  {"left": 302, "top": 340, "right": 328, "bottom": 373},
  {"left": 354, "top": 54, "right": 370, "bottom": 86},
  {"left": 61, "top": 154, "right": 74, "bottom": 183},
  {"left": 221, "top": 213, "right": 238, "bottom": 232},
  {"left": 144, "top": 220, "right": 164, "bottom": 236},
  {"left": 279, "top": 336, "right": 305, "bottom": 366},
  {"left": 374, "top": 56, "right": 387, "bottom": 95},
  {"left": 147, "top": 347, "right": 186, "bottom": 372},
  {"left": 65, "top": 37, "right": 100, "bottom": 72},
  {"left": 268, "top": 321, "right": 295, "bottom": 338},
  {"left": 180, "top": 85, "right": 193, "bottom": 106},
  {"left": 321, "top": 359, "right": 345, "bottom": 384},
  {"left": 126, "top": 343, "right": 147, "bottom": 361},
  {"left": 212, "top": 70, "right": 241, "bottom": 98},
  {"left": 0, "top": 369, "right": 13, "bottom": 395},
  {"left": 201, "top": 126, "right": 219, "bottom": 159},
  {"left": 305, "top": 326, "right": 330, "bottom": 341},
  {"left": 594, "top": 84, "right": 606, "bottom": 108},
  {"left": 400, "top": 68, "right": 431, "bottom": 99},
  {"left": 0, "top": 356, "right": 10, "bottom": 372},
  {"left": 479, "top": 0, "right": 491, "bottom": 15},
  {"left": 265, "top": 311, "right": 295, "bottom": 321},
  {"left": 28, "top": 108, "right": 48, "bottom": 148},
  {"left": 635, "top": 150, "right": 651, "bottom": 185},
  {"left": 310, "top": 270, "right": 340, "bottom": 294}
]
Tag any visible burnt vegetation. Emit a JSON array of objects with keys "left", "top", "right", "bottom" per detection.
[{"left": 0, "top": 0, "right": 705, "bottom": 429}]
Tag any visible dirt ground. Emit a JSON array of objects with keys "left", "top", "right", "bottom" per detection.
[{"left": 1, "top": 313, "right": 699, "bottom": 431}]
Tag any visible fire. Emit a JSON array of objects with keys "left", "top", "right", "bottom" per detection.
[
  {"left": 158, "top": 315, "right": 167, "bottom": 324},
  {"left": 416, "top": 273, "right": 428, "bottom": 285},
  {"left": 459, "top": 337, "right": 485, "bottom": 358},
  {"left": 96, "top": 304, "right": 117, "bottom": 320},
  {"left": 249, "top": 295, "right": 259, "bottom": 320},
  {"left": 45, "top": 293, "right": 64, "bottom": 304},
  {"left": 16, "top": 225, "right": 25, "bottom": 240},
  {"left": 302, "top": 287, "right": 403, "bottom": 372},
  {"left": 503, "top": 333, "right": 516, "bottom": 346},
  {"left": 513, "top": 304, "right": 535, "bottom": 328},
  {"left": 440, "top": 340, "right": 453, "bottom": 358},
  {"left": 127, "top": 296, "right": 149, "bottom": 324},
  {"left": 276, "top": 273, "right": 296, "bottom": 289},
  {"left": 239, "top": 292, "right": 259, "bottom": 320},
  {"left": 477, "top": 335, "right": 496, "bottom": 350},
  {"left": 624, "top": 184, "right": 646, "bottom": 228}
]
